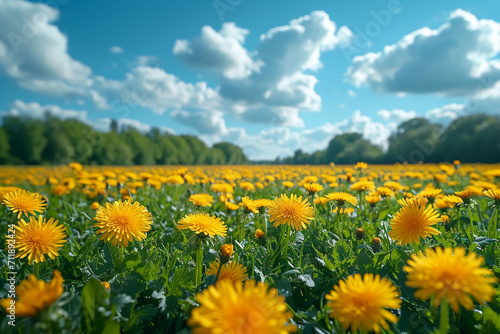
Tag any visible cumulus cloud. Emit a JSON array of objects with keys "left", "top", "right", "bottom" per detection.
[
  {"left": 0, "top": 0, "right": 92, "bottom": 96},
  {"left": 377, "top": 109, "right": 417, "bottom": 122},
  {"left": 176, "top": 11, "right": 352, "bottom": 128},
  {"left": 1, "top": 100, "right": 87, "bottom": 120},
  {"left": 346, "top": 9, "right": 500, "bottom": 95},
  {"left": 174, "top": 22, "right": 260, "bottom": 79},
  {"left": 171, "top": 109, "right": 227, "bottom": 135},
  {"left": 93, "top": 66, "right": 220, "bottom": 114},
  {"left": 425, "top": 103, "right": 464, "bottom": 124}
]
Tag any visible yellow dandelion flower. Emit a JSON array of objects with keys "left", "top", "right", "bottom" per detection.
[
  {"left": 351, "top": 181, "right": 376, "bottom": 192},
  {"left": 484, "top": 189, "right": 500, "bottom": 206},
  {"left": 282, "top": 181, "right": 294, "bottom": 188},
  {"left": 404, "top": 247, "right": 498, "bottom": 312},
  {"left": 397, "top": 197, "right": 428, "bottom": 207},
  {"left": 332, "top": 207, "right": 355, "bottom": 215},
  {"left": 94, "top": 200, "right": 153, "bottom": 247},
  {"left": 239, "top": 196, "right": 260, "bottom": 214},
  {"left": 324, "top": 192, "right": 358, "bottom": 207},
  {"left": 355, "top": 162, "right": 368, "bottom": 169},
  {"left": 239, "top": 182, "right": 256, "bottom": 191},
  {"left": 0, "top": 186, "right": 22, "bottom": 203},
  {"left": 389, "top": 201, "right": 441, "bottom": 245},
  {"left": 90, "top": 202, "right": 100, "bottom": 210},
  {"left": 417, "top": 188, "right": 443, "bottom": 202},
  {"left": 455, "top": 189, "right": 473, "bottom": 204},
  {"left": 15, "top": 216, "right": 67, "bottom": 264},
  {"left": 304, "top": 182, "right": 324, "bottom": 194},
  {"left": 366, "top": 194, "right": 382, "bottom": 206},
  {"left": 188, "top": 279, "right": 296, "bottom": 334},
  {"left": 255, "top": 229, "right": 265, "bottom": 239},
  {"left": 325, "top": 273, "right": 401, "bottom": 333},
  {"left": 225, "top": 201, "right": 240, "bottom": 211},
  {"left": 254, "top": 199, "right": 273, "bottom": 209},
  {"left": 0, "top": 270, "right": 63, "bottom": 317},
  {"left": 206, "top": 260, "right": 247, "bottom": 284},
  {"left": 177, "top": 213, "right": 227, "bottom": 238},
  {"left": 268, "top": 194, "right": 314, "bottom": 231},
  {"left": 376, "top": 186, "right": 395, "bottom": 198},
  {"left": 189, "top": 193, "right": 214, "bottom": 207},
  {"left": 102, "top": 281, "right": 111, "bottom": 291},
  {"left": 3, "top": 189, "right": 47, "bottom": 219}
]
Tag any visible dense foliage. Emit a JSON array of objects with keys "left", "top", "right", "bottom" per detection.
[
  {"left": 279, "top": 114, "right": 500, "bottom": 165},
  {"left": 0, "top": 163, "right": 500, "bottom": 333},
  {"left": 0, "top": 115, "right": 248, "bottom": 165}
]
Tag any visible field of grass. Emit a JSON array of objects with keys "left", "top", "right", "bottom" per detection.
[{"left": 1, "top": 162, "right": 500, "bottom": 333}]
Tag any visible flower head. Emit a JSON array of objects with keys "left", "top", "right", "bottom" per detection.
[
  {"left": 366, "top": 194, "right": 382, "bottom": 206},
  {"left": 268, "top": 194, "right": 314, "bottom": 231},
  {"left": 188, "top": 279, "right": 296, "bottom": 334},
  {"left": 351, "top": 181, "right": 375, "bottom": 192},
  {"left": 0, "top": 270, "right": 63, "bottom": 317},
  {"left": 303, "top": 182, "right": 324, "bottom": 194},
  {"left": 325, "top": 273, "right": 401, "bottom": 333},
  {"left": 178, "top": 213, "right": 227, "bottom": 238},
  {"left": 91, "top": 202, "right": 100, "bottom": 210},
  {"left": 484, "top": 189, "right": 500, "bottom": 206},
  {"left": 255, "top": 229, "right": 265, "bottom": 239},
  {"left": 189, "top": 193, "right": 214, "bottom": 207},
  {"left": 417, "top": 188, "right": 443, "bottom": 202},
  {"left": 3, "top": 189, "right": 47, "bottom": 219},
  {"left": 225, "top": 201, "right": 240, "bottom": 211},
  {"left": 206, "top": 260, "right": 247, "bottom": 284},
  {"left": 455, "top": 189, "right": 473, "bottom": 204},
  {"left": 324, "top": 192, "right": 357, "bottom": 207},
  {"left": 389, "top": 200, "right": 441, "bottom": 245},
  {"left": 239, "top": 196, "right": 259, "bottom": 214},
  {"left": 15, "top": 216, "right": 67, "bottom": 264},
  {"left": 404, "top": 247, "right": 498, "bottom": 312},
  {"left": 94, "top": 200, "right": 153, "bottom": 247}
]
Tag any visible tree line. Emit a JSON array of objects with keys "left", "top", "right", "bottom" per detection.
[
  {"left": 0, "top": 114, "right": 248, "bottom": 165},
  {"left": 277, "top": 114, "right": 500, "bottom": 164}
]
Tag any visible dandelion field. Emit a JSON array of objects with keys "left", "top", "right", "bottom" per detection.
[{"left": 1, "top": 162, "right": 500, "bottom": 333}]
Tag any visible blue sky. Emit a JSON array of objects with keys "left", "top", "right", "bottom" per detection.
[{"left": 1, "top": 0, "right": 500, "bottom": 159}]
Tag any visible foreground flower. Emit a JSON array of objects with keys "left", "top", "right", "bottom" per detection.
[
  {"left": 366, "top": 194, "right": 382, "bottom": 206},
  {"left": 351, "top": 181, "right": 375, "bottom": 192},
  {"left": 188, "top": 279, "right": 296, "bottom": 334},
  {"left": 0, "top": 270, "right": 63, "bottom": 317},
  {"left": 484, "top": 189, "right": 500, "bottom": 206},
  {"left": 189, "top": 193, "right": 214, "bottom": 207},
  {"left": 206, "top": 260, "right": 247, "bottom": 284},
  {"left": 3, "top": 189, "right": 47, "bottom": 219},
  {"left": 94, "top": 200, "right": 153, "bottom": 247},
  {"left": 303, "top": 182, "right": 324, "bottom": 194},
  {"left": 15, "top": 216, "right": 67, "bottom": 264},
  {"left": 268, "top": 194, "right": 314, "bottom": 231},
  {"left": 177, "top": 213, "right": 227, "bottom": 238},
  {"left": 389, "top": 200, "right": 441, "bottom": 245},
  {"left": 404, "top": 247, "right": 498, "bottom": 312},
  {"left": 324, "top": 192, "right": 358, "bottom": 207},
  {"left": 239, "top": 196, "right": 259, "bottom": 214},
  {"left": 325, "top": 273, "right": 401, "bottom": 333}
]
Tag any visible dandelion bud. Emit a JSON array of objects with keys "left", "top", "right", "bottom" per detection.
[
  {"left": 372, "top": 237, "right": 382, "bottom": 252},
  {"left": 102, "top": 281, "right": 111, "bottom": 291},
  {"left": 255, "top": 229, "right": 265, "bottom": 239},
  {"left": 441, "top": 215, "right": 450, "bottom": 224},
  {"left": 220, "top": 244, "right": 234, "bottom": 264},
  {"left": 355, "top": 227, "right": 365, "bottom": 240},
  {"left": 91, "top": 202, "right": 100, "bottom": 210}
]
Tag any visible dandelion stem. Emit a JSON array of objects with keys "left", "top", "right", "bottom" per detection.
[
  {"left": 33, "top": 262, "right": 39, "bottom": 279},
  {"left": 439, "top": 299, "right": 449, "bottom": 334},
  {"left": 195, "top": 241, "right": 203, "bottom": 287},
  {"left": 119, "top": 246, "right": 124, "bottom": 269},
  {"left": 468, "top": 205, "right": 474, "bottom": 241}
]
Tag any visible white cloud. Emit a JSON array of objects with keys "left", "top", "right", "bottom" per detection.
[
  {"left": 377, "top": 109, "right": 417, "bottom": 122},
  {"left": 130, "top": 55, "right": 160, "bottom": 67},
  {"left": 425, "top": 103, "right": 464, "bottom": 124},
  {"left": 0, "top": 0, "right": 92, "bottom": 97},
  {"left": 174, "top": 22, "right": 260, "bottom": 79},
  {"left": 110, "top": 46, "right": 124, "bottom": 53},
  {"left": 94, "top": 66, "right": 220, "bottom": 114},
  {"left": 171, "top": 109, "right": 228, "bottom": 135},
  {"left": 176, "top": 11, "right": 352, "bottom": 128},
  {"left": 346, "top": 9, "right": 500, "bottom": 95},
  {"left": 2, "top": 100, "right": 87, "bottom": 120},
  {"left": 348, "top": 89, "right": 357, "bottom": 97}
]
